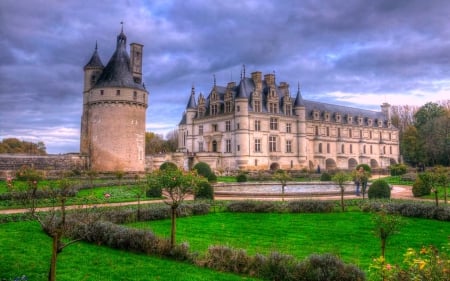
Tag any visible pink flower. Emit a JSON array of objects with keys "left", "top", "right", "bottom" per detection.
[
  {"left": 386, "top": 264, "right": 392, "bottom": 270},
  {"left": 104, "top": 193, "right": 111, "bottom": 199}
]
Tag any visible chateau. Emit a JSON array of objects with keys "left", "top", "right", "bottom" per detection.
[
  {"left": 178, "top": 69, "right": 399, "bottom": 172},
  {"left": 80, "top": 28, "right": 148, "bottom": 172}
]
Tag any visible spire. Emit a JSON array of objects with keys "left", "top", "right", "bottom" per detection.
[
  {"left": 186, "top": 85, "right": 197, "bottom": 109},
  {"left": 294, "top": 82, "right": 305, "bottom": 107},
  {"left": 213, "top": 74, "right": 216, "bottom": 87},
  {"left": 84, "top": 42, "right": 104, "bottom": 70},
  {"left": 243, "top": 64, "right": 246, "bottom": 78}
]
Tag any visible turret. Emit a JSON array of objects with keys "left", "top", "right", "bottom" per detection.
[{"left": 83, "top": 42, "right": 104, "bottom": 92}]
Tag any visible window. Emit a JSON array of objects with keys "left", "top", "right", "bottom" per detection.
[
  {"left": 236, "top": 105, "right": 240, "bottom": 112},
  {"left": 337, "top": 128, "right": 341, "bottom": 137},
  {"left": 198, "top": 125, "right": 203, "bottom": 135},
  {"left": 327, "top": 143, "right": 330, "bottom": 153},
  {"left": 370, "top": 145, "right": 373, "bottom": 154},
  {"left": 318, "top": 143, "right": 323, "bottom": 153},
  {"left": 350, "top": 144, "right": 353, "bottom": 153},
  {"left": 211, "top": 104, "right": 218, "bottom": 115},
  {"left": 255, "top": 139, "right": 261, "bottom": 152},
  {"left": 255, "top": 159, "right": 258, "bottom": 166},
  {"left": 360, "top": 130, "right": 363, "bottom": 139},
  {"left": 212, "top": 124, "right": 218, "bottom": 132},
  {"left": 370, "top": 131, "right": 373, "bottom": 139},
  {"left": 225, "top": 120, "right": 231, "bottom": 131},
  {"left": 363, "top": 145, "right": 366, "bottom": 154},
  {"left": 269, "top": 136, "right": 277, "bottom": 152},
  {"left": 212, "top": 140, "right": 217, "bottom": 152},
  {"left": 341, "top": 144, "right": 345, "bottom": 153},
  {"left": 269, "top": 102, "right": 278, "bottom": 113},
  {"left": 116, "top": 90, "right": 120, "bottom": 96},
  {"left": 286, "top": 140, "right": 292, "bottom": 153},
  {"left": 100, "top": 90, "right": 104, "bottom": 95},
  {"left": 349, "top": 129, "right": 352, "bottom": 138},
  {"left": 270, "top": 117, "right": 278, "bottom": 130},
  {"left": 226, "top": 139, "right": 232, "bottom": 153},
  {"left": 225, "top": 101, "right": 232, "bottom": 113},
  {"left": 255, "top": 120, "right": 261, "bottom": 131},
  {"left": 237, "top": 145, "right": 240, "bottom": 151},
  {"left": 286, "top": 123, "right": 291, "bottom": 133},
  {"left": 254, "top": 101, "right": 261, "bottom": 112},
  {"left": 285, "top": 104, "right": 292, "bottom": 116},
  {"left": 198, "top": 142, "right": 203, "bottom": 152},
  {"left": 133, "top": 91, "right": 137, "bottom": 100},
  {"left": 236, "top": 123, "right": 240, "bottom": 129},
  {"left": 315, "top": 126, "right": 319, "bottom": 136},
  {"left": 390, "top": 146, "right": 392, "bottom": 154},
  {"left": 326, "top": 127, "right": 330, "bottom": 136}
]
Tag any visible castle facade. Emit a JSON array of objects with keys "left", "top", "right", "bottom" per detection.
[
  {"left": 178, "top": 69, "right": 399, "bottom": 172},
  {"left": 80, "top": 29, "right": 148, "bottom": 172}
]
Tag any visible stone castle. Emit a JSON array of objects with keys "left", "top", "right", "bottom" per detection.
[
  {"left": 0, "top": 29, "right": 400, "bottom": 176},
  {"left": 178, "top": 67, "right": 399, "bottom": 171},
  {"left": 80, "top": 28, "right": 148, "bottom": 172}
]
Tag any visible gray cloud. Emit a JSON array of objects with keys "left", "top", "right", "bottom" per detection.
[{"left": 1, "top": 0, "right": 449, "bottom": 153}]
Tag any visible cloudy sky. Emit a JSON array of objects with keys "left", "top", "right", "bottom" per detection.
[{"left": 1, "top": 0, "right": 449, "bottom": 154}]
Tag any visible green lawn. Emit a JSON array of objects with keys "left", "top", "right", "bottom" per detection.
[
  {"left": 129, "top": 212, "right": 450, "bottom": 270},
  {"left": 0, "top": 221, "right": 258, "bottom": 281}
]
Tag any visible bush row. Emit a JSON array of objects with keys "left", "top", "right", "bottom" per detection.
[
  {"left": 204, "top": 245, "right": 365, "bottom": 281},
  {"left": 0, "top": 189, "right": 77, "bottom": 201},
  {"left": 67, "top": 220, "right": 365, "bottom": 281},
  {"left": 99, "top": 203, "right": 211, "bottom": 224},
  {"left": 361, "top": 201, "right": 450, "bottom": 221},
  {"left": 69, "top": 220, "right": 193, "bottom": 261},
  {"left": 225, "top": 200, "right": 335, "bottom": 213}
]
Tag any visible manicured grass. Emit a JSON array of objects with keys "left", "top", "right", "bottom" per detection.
[
  {"left": 0, "top": 221, "right": 258, "bottom": 281},
  {"left": 129, "top": 211, "right": 450, "bottom": 270}
]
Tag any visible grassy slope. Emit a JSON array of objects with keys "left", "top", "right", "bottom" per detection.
[
  {"left": 0, "top": 221, "right": 258, "bottom": 281},
  {"left": 129, "top": 212, "right": 450, "bottom": 269}
]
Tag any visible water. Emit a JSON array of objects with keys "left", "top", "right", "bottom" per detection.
[{"left": 214, "top": 182, "right": 355, "bottom": 195}]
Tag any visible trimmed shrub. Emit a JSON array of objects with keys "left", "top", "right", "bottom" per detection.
[
  {"left": 360, "top": 201, "right": 450, "bottom": 221},
  {"left": 226, "top": 201, "right": 278, "bottom": 213},
  {"left": 297, "top": 253, "right": 366, "bottom": 281},
  {"left": 205, "top": 245, "right": 252, "bottom": 274},
  {"left": 320, "top": 172, "right": 332, "bottom": 181},
  {"left": 287, "top": 200, "right": 334, "bottom": 213},
  {"left": 368, "top": 179, "right": 391, "bottom": 199},
  {"left": 194, "top": 181, "right": 214, "bottom": 200},
  {"left": 401, "top": 172, "right": 417, "bottom": 182},
  {"left": 236, "top": 173, "right": 248, "bottom": 182},
  {"left": 356, "top": 164, "right": 372, "bottom": 174},
  {"left": 146, "top": 185, "right": 162, "bottom": 198},
  {"left": 389, "top": 164, "right": 408, "bottom": 176},
  {"left": 412, "top": 172, "right": 433, "bottom": 197},
  {"left": 159, "top": 162, "right": 178, "bottom": 171},
  {"left": 193, "top": 162, "right": 216, "bottom": 182}
]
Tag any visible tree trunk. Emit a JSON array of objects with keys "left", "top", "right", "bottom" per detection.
[
  {"left": 434, "top": 190, "right": 439, "bottom": 206},
  {"left": 340, "top": 187, "right": 345, "bottom": 212},
  {"left": 170, "top": 206, "right": 177, "bottom": 248},
  {"left": 381, "top": 238, "right": 386, "bottom": 258},
  {"left": 48, "top": 234, "right": 58, "bottom": 281}
]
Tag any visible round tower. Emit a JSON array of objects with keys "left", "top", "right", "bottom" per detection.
[
  {"left": 81, "top": 28, "right": 148, "bottom": 172},
  {"left": 294, "top": 83, "right": 307, "bottom": 164}
]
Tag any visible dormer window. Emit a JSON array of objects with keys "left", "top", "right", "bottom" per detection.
[
  {"left": 313, "top": 110, "right": 320, "bottom": 120},
  {"left": 347, "top": 115, "right": 353, "bottom": 124},
  {"left": 358, "top": 116, "right": 363, "bottom": 125},
  {"left": 324, "top": 112, "right": 330, "bottom": 121},
  {"left": 368, "top": 118, "right": 373, "bottom": 126},
  {"left": 377, "top": 119, "right": 383, "bottom": 127},
  {"left": 335, "top": 113, "right": 341, "bottom": 123}
]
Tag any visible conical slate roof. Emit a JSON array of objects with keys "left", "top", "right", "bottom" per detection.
[
  {"left": 94, "top": 30, "right": 145, "bottom": 90},
  {"left": 84, "top": 43, "right": 104, "bottom": 70},
  {"left": 186, "top": 86, "right": 197, "bottom": 109},
  {"left": 294, "top": 84, "right": 305, "bottom": 107}
]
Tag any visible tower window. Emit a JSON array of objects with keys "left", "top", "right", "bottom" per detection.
[
  {"left": 116, "top": 90, "right": 120, "bottom": 96},
  {"left": 133, "top": 91, "right": 137, "bottom": 100}
]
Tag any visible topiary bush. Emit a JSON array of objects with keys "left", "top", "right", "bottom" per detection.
[
  {"left": 193, "top": 162, "right": 216, "bottom": 182},
  {"left": 194, "top": 181, "right": 214, "bottom": 200},
  {"left": 320, "top": 172, "right": 332, "bottom": 181},
  {"left": 389, "top": 164, "right": 408, "bottom": 176},
  {"left": 146, "top": 185, "right": 162, "bottom": 198},
  {"left": 226, "top": 201, "right": 278, "bottom": 213},
  {"left": 412, "top": 172, "right": 433, "bottom": 197},
  {"left": 287, "top": 200, "right": 334, "bottom": 213},
  {"left": 368, "top": 179, "right": 391, "bottom": 199},
  {"left": 159, "top": 162, "right": 178, "bottom": 171},
  {"left": 236, "top": 173, "right": 248, "bottom": 182}
]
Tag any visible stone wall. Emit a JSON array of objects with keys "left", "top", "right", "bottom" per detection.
[{"left": 0, "top": 154, "right": 87, "bottom": 178}]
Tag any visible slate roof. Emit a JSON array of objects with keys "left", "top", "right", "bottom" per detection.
[
  {"left": 179, "top": 71, "right": 388, "bottom": 126},
  {"left": 84, "top": 43, "right": 104, "bottom": 70},
  {"left": 93, "top": 31, "right": 145, "bottom": 90}
]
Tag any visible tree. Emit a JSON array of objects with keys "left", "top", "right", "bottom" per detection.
[
  {"left": 400, "top": 125, "right": 425, "bottom": 166},
  {"left": 332, "top": 172, "right": 351, "bottom": 212},
  {"left": 128, "top": 179, "right": 148, "bottom": 220},
  {"left": 148, "top": 168, "right": 206, "bottom": 248},
  {"left": 372, "top": 211, "right": 403, "bottom": 258},
  {"left": 165, "top": 129, "right": 179, "bottom": 152},
  {"left": 273, "top": 169, "right": 292, "bottom": 201},
  {"left": 145, "top": 132, "right": 165, "bottom": 154},
  {"left": 0, "top": 138, "right": 47, "bottom": 155}
]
